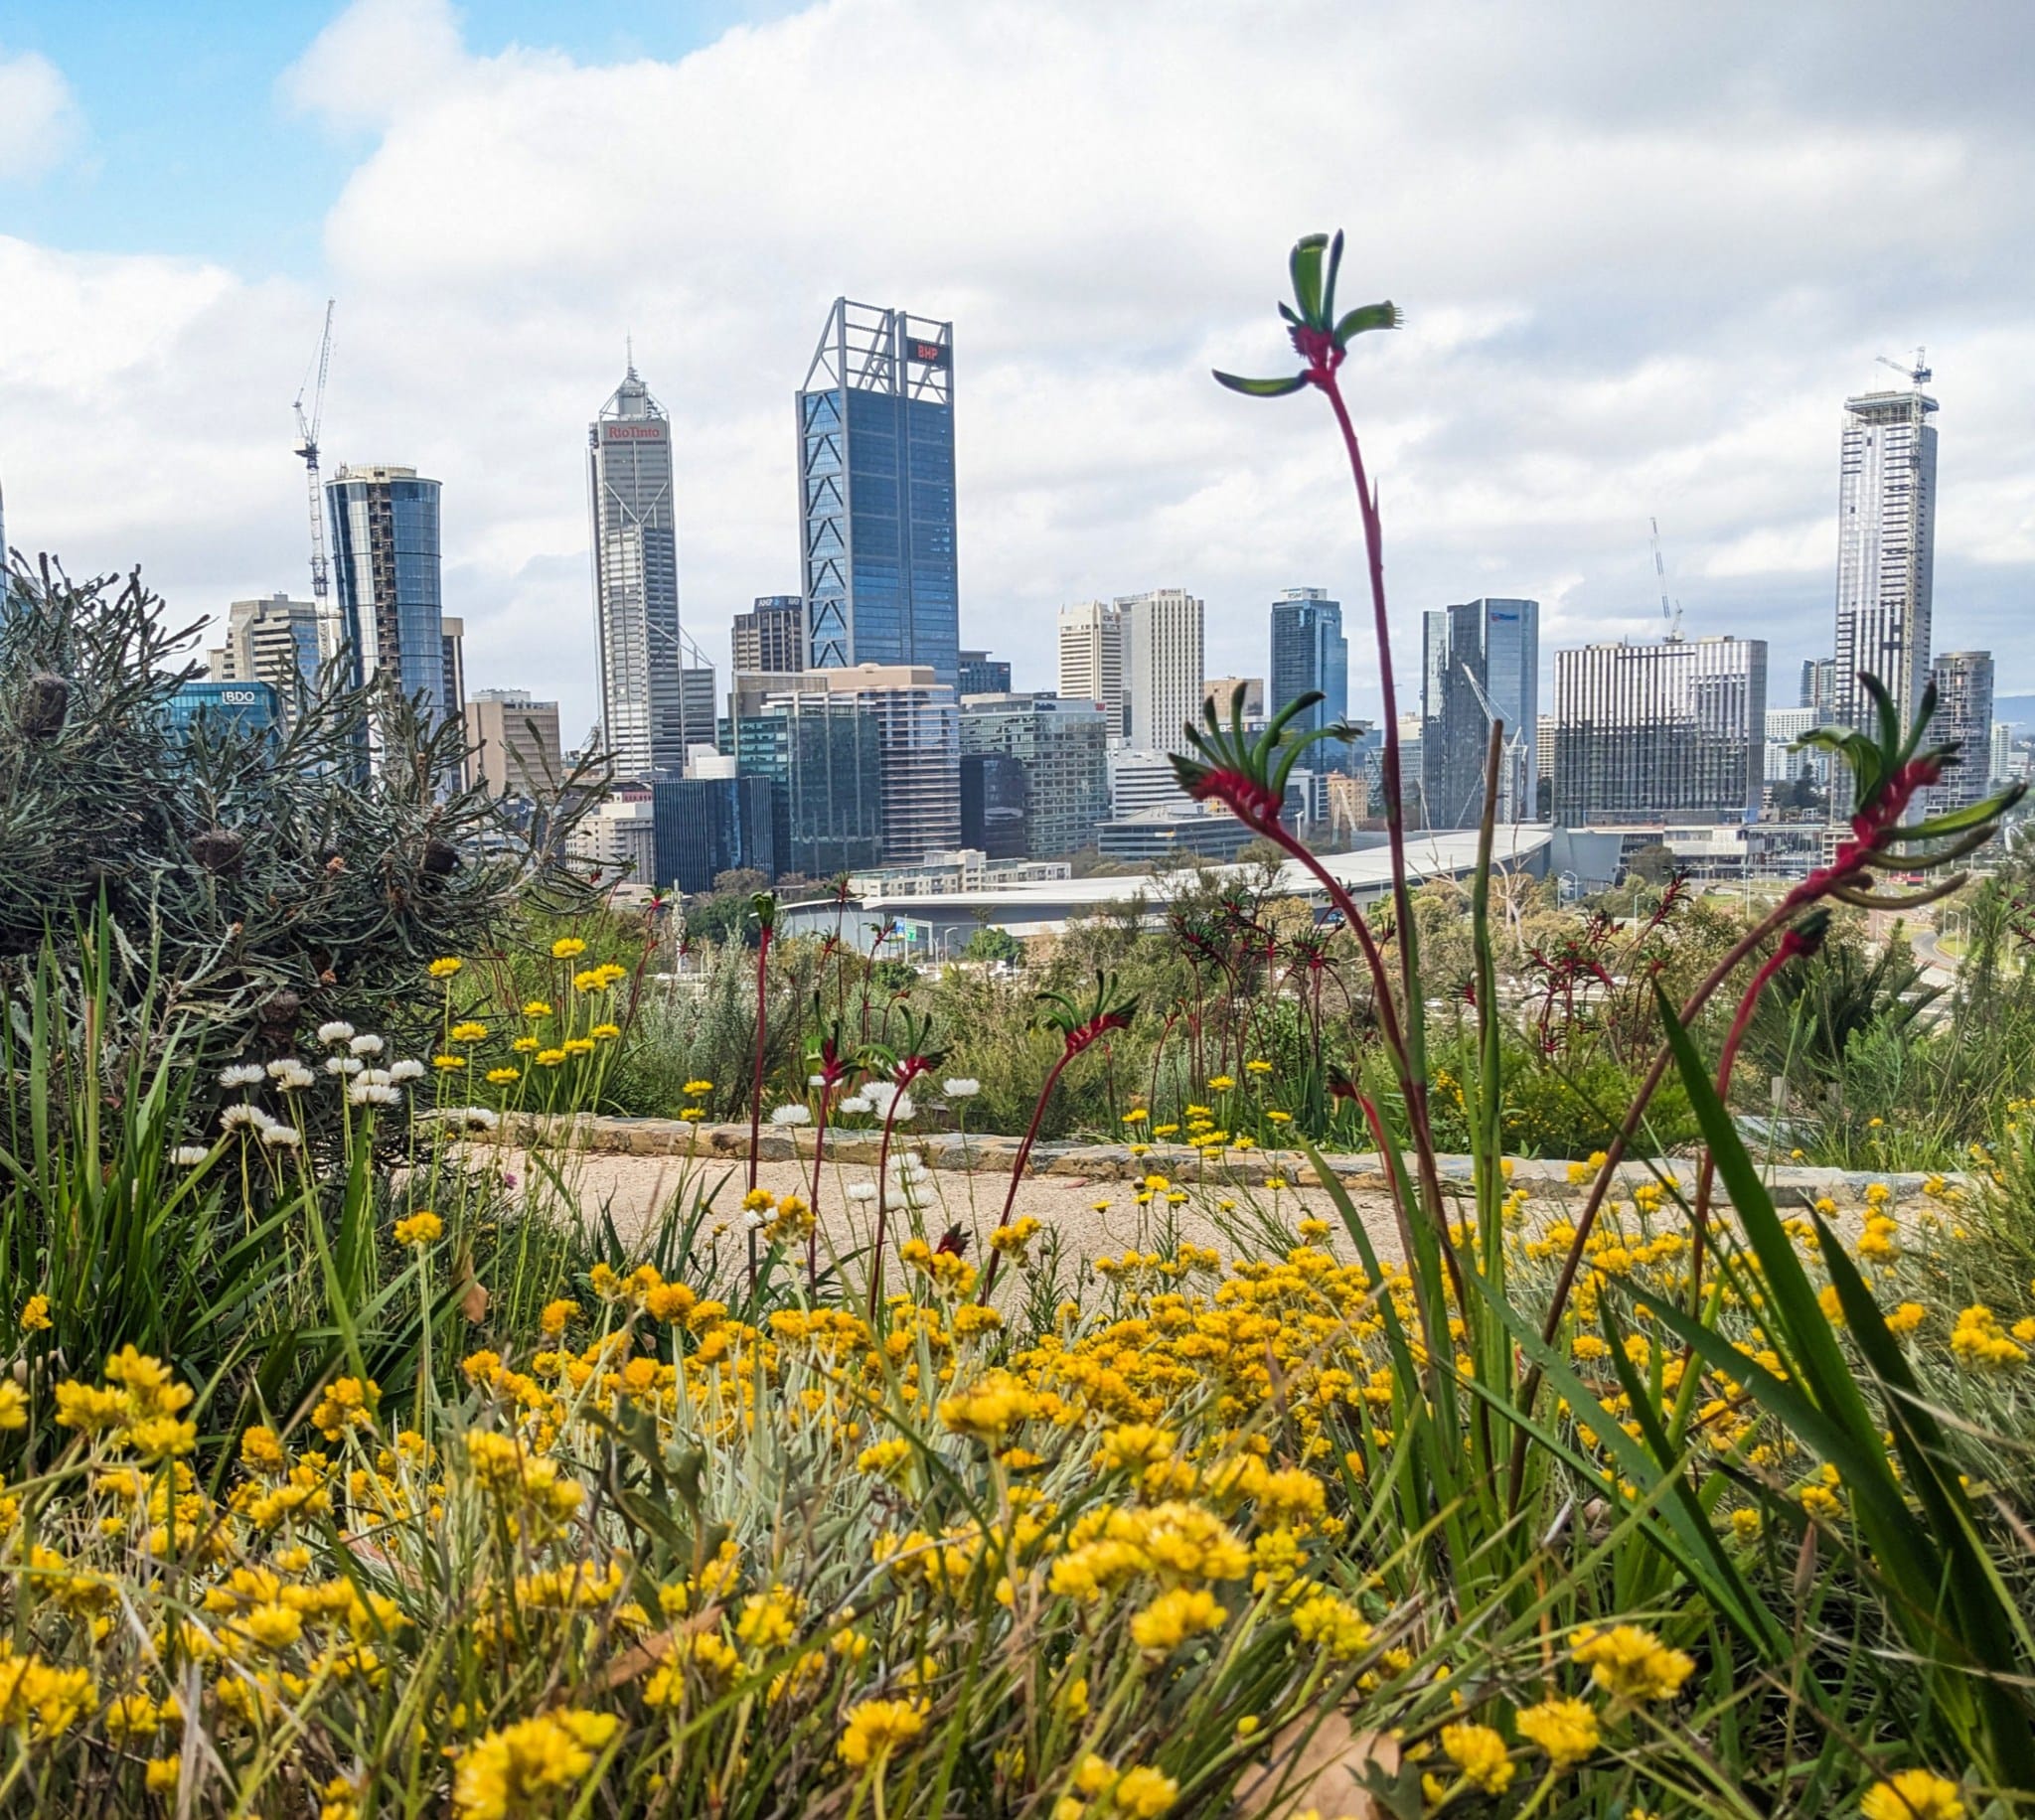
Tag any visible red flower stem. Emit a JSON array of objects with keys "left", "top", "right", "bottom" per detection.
[{"left": 977, "top": 1046, "right": 1074, "bottom": 1306}]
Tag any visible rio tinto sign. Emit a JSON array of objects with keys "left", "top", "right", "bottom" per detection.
[{"left": 601, "top": 422, "right": 667, "bottom": 442}]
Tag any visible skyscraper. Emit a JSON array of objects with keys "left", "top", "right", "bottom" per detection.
[
  {"left": 1929, "top": 650, "right": 1995, "bottom": 816},
  {"left": 958, "top": 649, "right": 1012, "bottom": 696},
  {"left": 799, "top": 300, "right": 958, "bottom": 684},
  {"left": 960, "top": 753, "right": 1028, "bottom": 859},
  {"left": 1421, "top": 598, "right": 1538, "bottom": 827},
  {"left": 1057, "top": 601, "right": 1124, "bottom": 734},
  {"left": 206, "top": 594, "right": 323, "bottom": 720},
  {"left": 465, "top": 688, "right": 564, "bottom": 800},
  {"left": 1268, "top": 588, "right": 1348, "bottom": 752},
  {"left": 326, "top": 464, "right": 446, "bottom": 743},
  {"left": 1552, "top": 635, "right": 1766, "bottom": 827},
  {"left": 959, "top": 693, "right": 1110, "bottom": 858},
  {"left": 808, "top": 665, "right": 961, "bottom": 863},
  {"left": 1120, "top": 588, "right": 1204, "bottom": 756},
  {"left": 733, "top": 689, "right": 885, "bottom": 878},
  {"left": 732, "top": 596, "right": 805, "bottom": 674},
  {"left": 1834, "top": 384, "right": 1937, "bottom": 737},
  {"left": 441, "top": 617, "right": 465, "bottom": 726},
  {"left": 589, "top": 363, "right": 688, "bottom": 779}
]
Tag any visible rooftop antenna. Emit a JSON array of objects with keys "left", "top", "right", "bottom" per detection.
[
  {"left": 1875, "top": 346, "right": 1931, "bottom": 388},
  {"left": 293, "top": 300, "right": 338, "bottom": 662},
  {"left": 1649, "top": 516, "right": 1682, "bottom": 641},
  {"left": 625, "top": 332, "right": 636, "bottom": 379}
]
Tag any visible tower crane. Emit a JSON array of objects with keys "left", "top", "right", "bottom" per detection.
[
  {"left": 1649, "top": 516, "right": 1682, "bottom": 641},
  {"left": 1876, "top": 346, "right": 1931, "bottom": 388},
  {"left": 1456, "top": 660, "right": 1529, "bottom": 828},
  {"left": 293, "top": 301, "right": 337, "bottom": 663}
]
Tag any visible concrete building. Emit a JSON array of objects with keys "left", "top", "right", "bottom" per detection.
[
  {"left": 206, "top": 594, "right": 324, "bottom": 720},
  {"left": 1201, "top": 677, "right": 1266, "bottom": 725},
  {"left": 1834, "top": 384, "right": 1937, "bottom": 740},
  {"left": 958, "top": 650, "right": 1012, "bottom": 696},
  {"left": 1326, "top": 771, "right": 1370, "bottom": 841},
  {"left": 799, "top": 300, "right": 959, "bottom": 684},
  {"left": 1098, "top": 807, "right": 1254, "bottom": 865},
  {"left": 1553, "top": 634, "right": 1767, "bottom": 827},
  {"left": 1121, "top": 588, "right": 1204, "bottom": 756},
  {"left": 567, "top": 785, "right": 656, "bottom": 888},
  {"left": 1109, "top": 748, "right": 1193, "bottom": 820},
  {"left": 1765, "top": 705, "right": 1823, "bottom": 785},
  {"left": 958, "top": 692, "right": 1110, "bottom": 860},
  {"left": 1535, "top": 714, "right": 1557, "bottom": 805},
  {"left": 441, "top": 617, "right": 465, "bottom": 727},
  {"left": 1268, "top": 588, "right": 1347, "bottom": 752},
  {"left": 731, "top": 689, "right": 885, "bottom": 879},
  {"left": 1422, "top": 598, "right": 1538, "bottom": 827},
  {"left": 1929, "top": 650, "right": 1995, "bottom": 816},
  {"left": 808, "top": 665, "right": 961, "bottom": 864},
  {"left": 1057, "top": 600, "right": 1125, "bottom": 735},
  {"left": 589, "top": 363, "right": 690, "bottom": 778},
  {"left": 960, "top": 753, "right": 1028, "bottom": 859},
  {"left": 1992, "top": 722, "right": 2016, "bottom": 787},
  {"left": 731, "top": 596, "right": 805, "bottom": 675},
  {"left": 326, "top": 464, "right": 447, "bottom": 764},
  {"left": 465, "top": 688, "right": 563, "bottom": 799}
]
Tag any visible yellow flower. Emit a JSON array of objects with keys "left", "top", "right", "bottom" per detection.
[
  {"left": 394, "top": 1211, "right": 443, "bottom": 1247},
  {"left": 838, "top": 1698, "right": 925, "bottom": 1768},
  {"left": 591, "top": 1022, "right": 622, "bottom": 1040},
  {"left": 1206, "top": 1075, "right": 1236, "bottom": 1091},
  {"left": 454, "top": 1709, "right": 619, "bottom": 1818},
  {"left": 684, "top": 1080, "right": 713, "bottom": 1095},
  {"left": 1440, "top": 1722, "right": 1514, "bottom": 1795},
  {"left": 537, "top": 1049, "right": 567, "bottom": 1068},
  {"left": 486, "top": 1067, "right": 522, "bottom": 1085},
  {"left": 1245, "top": 1059, "right": 1273, "bottom": 1074},
  {"left": 0, "top": 1383, "right": 26, "bottom": 1432},
  {"left": 1130, "top": 1587, "right": 1226, "bottom": 1651},
  {"left": 145, "top": 1759, "right": 180, "bottom": 1794},
  {"left": 432, "top": 1055, "right": 467, "bottom": 1072},
  {"left": 1571, "top": 1624, "right": 1695, "bottom": 1702},
  {"left": 1114, "top": 1767, "right": 1179, "bottom": 1817},
  {"left": 241, "top": 1601, "right": 304, "bottom": 1651},
  {"left": 449, "top": 1021, "right": 489, "bottom": 1044},
  {"left": 540, "top": 1299, "right": 578, "bottom": 1336},
  {"left": 512, "top": 1037, "right": 541, "bottom": 1054},
  {"left": 523, "top": 1000, "right": 552, "bottom": 1017},
  {"left": 427, "top": 957, "right": 463, "bottom": 979},
  {"left": 550, "top": 937, "right": 588, "bottom": 960},
  {"left": 1515, "top": 1696, "right": 1598, "bottom": 1768},
  {"left": 20, "top": 1293, "right": 52, "bottom": 1333},
  {"left": 1860, "top": 1771, "right": 1964, "bottom": 1820}
]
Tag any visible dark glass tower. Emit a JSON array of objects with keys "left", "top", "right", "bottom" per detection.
[
  {"left": 799, "top": 300, "right": 958, "bottom": 685},
  {"left": 1269, "top": 588, "right": 1348, "bottom": 760},
  {"left": 1421, "top": 597, "right": 1538, "bottom": 828}
]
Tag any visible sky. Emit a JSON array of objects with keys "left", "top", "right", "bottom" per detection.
[{"left": 2, "top": 0, "right": 2031, "bottom": 749}]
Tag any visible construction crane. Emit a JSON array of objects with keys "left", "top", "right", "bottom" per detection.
[
  {"left": 1456, "top": 660, "right": 1530, "bottom": 828},
  {"left": 1649, "top": 516, "right": 1682, "bottom": 641},
  {"left": 1875, "top": 346, "right": 1931, "bottom": 388},
  {"left": 293, "top": 301, "right": 337, "bottom": 662}
]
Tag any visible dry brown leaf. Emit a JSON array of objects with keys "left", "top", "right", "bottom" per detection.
[
  {"left": 1233, "top": 1709, "right": 1400, "bottom": 1820},
  {"left": 459, "top": 1278, "right": 490, "bottom": 1323}
]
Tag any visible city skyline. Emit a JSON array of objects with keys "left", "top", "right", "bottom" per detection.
[{"left": 2, "top": 3, "right": 2031, "bottom": 750}]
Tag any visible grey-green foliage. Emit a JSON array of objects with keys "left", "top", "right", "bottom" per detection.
[{"left": 0, "top": 555, "right": 607, "bottom": 1064}]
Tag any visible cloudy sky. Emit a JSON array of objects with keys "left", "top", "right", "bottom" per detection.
[{"left": 2, "top": 0, "right": 2031, "bottom": 743}]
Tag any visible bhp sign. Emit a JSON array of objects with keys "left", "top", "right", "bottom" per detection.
[{"left": 601, "top": 423, "right": 667, "bottom": 442}]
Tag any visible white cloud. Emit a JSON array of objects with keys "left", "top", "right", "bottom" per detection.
[
  {"left": 6, "top": 0, "right": 2035, "bottom": 726},
  {"left": 0, "top": 46, "right": 79, "bottom": 181}
]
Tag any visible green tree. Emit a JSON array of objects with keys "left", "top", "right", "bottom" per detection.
[{"left": 961, "top": 925, "right": 1022, "bottom": 966}]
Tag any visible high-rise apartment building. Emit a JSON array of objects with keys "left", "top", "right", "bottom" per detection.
[
  {"left": 1553, "top": 635, "right": 1767, "bottom": 827},
  {"left": 441, "top": 617, "right": 465, "bottom": 724},
  {"left": 207, "top": 594, "right": 324, "bottom": 718},
  {"left": 799, "top": 300, "right": 958, "bottom": 684},
  {"left": 589, "top": 363, "right": 688, "bottom": 780},
  {"left": 1202, "top": 677, "right": 1266, "bottom": 724},
  {"left": 1535, "top": 715, "right": 1557, "bottom": 803},
  {"left": 1269, "top": 588, "right": 1348, "bottom": 751},
  {"left": 1834, "top": 385, "right": 1937, "bottom": 737},
  {"left": 1800, "top": 657, "right": 1839, "bottom": 716},
  {"left": 1422, "top": 598, "right": 1538, "bottom": 827},
  {"left": 808, "top": 665, "right": 960, "bottom": 863},
  {"left": 959, "top": 693, "right": 1110, "bottom": 859},
  {"left": 1121, "top": 588, "right": 1204, "bottom": 756},
  {"left": 326, "top": 465, "right": 447, "bottom": 751},
  {"left": 464, "top": 688, "right": 563, "bottom": 799},
  {"left": 1057, "top": 601, "right": 1125, "bottom": 734},
  {"left": 732, "top": 596, "right": 805, "bottom": 675},
  {"left": 1929, "top": 650, "right": 1995, "bottom": 816},
  {"left": 732, "top": 689, "right": 885, "bottom": 879},
  {"left": 1765, "top": 705, "right": 1823, "bottom": 786},
  {"left": 958, "top": 649, "right": 1012, "bottom": 696}
]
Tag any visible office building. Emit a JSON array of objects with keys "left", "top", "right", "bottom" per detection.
[
  {"left": 1057, "top": 601, "right": 1125, "bottom": 734},
  {"left": 799, "top": 300, "right": 959, "bottom": 684},
  {"left": 1800, "top": 657, "right": 1839, "bottom": 716},
  {"left": 732, "top": 690, "right": 885, "bottom": 879},
  {"left": 958, "top": 649, "right": 1012, "bottom": 696},
  {"left": 958, "top": 692, "right": 1110, "bottom": 859},
  {"left": 1422, "top": 598, "right": 1538, "bottom": 827},
  {"left": 1326, "top": 771, "right": 1369, "bottom": 840},
  {"left": 1097, "top": 807, "right": 1254, "bottom": 865},
  {"left": 1109, "top": 748, "right": 1193, "bottom": 820},
  {"left": 1535, "top": 715, "right": 1557, "bottom": 802},
  {"left": 589, "top": 362, "right": 690, "bottom": 779},
  {"left": 1929, "top": 650, "right": 1995, "bottom": 816},
  {"left": 326, "top": 464, "right": 447, "bottom": 766},
  {"left": 1765, "top": 705, "right": 1823, "bottom": 785},
  {"left": 806, "top": 665, "right": 961, "bottom": 863},
  {"left": 1834, "top": 384, "right": 1937, "bottom": 739},
  {"left": 206, "top": 594, "right": 324, "bottom": 718},
  {"left": 441, "top": 617, "right": 465, "bottom": 725},
  {"left": 1202, "top": 677, "right": 1266, "bottom": 724},
  {"left": 732, "top": 596, "right": 805, "bottom": 675},
  {"left": 1121, "top": 588, "right": 1204, "bottom": 755},
  {"left": 568, "top": 785, "right": 656, "bottom": 888},
  {"left": 960, "top": 753, "right": 1029, "bottom": 859},
  {"left": 1269, "top": 588, "right": 1348, "bottom": 751},
  {"left": 1992, "top": 723, "right": 2016, "bottom": 788},
  {"left": 166, "top": 680, "right": 280, "bottom": 747},
  {"left": 1553, "top": 635, "right": 1767, "bottom": 827},
  {"left": 465, "top": 688, "right": 563, "bottom": 799},
  {"left": 651, "top": 774, "right": 776, "bottom": 894}
]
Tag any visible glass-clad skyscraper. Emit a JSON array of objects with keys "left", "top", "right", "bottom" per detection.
[
  {"left": 590, "top": 364, "right": 689, "bottom": 779},
  {"left": 1269, "top": 587, "right": 1348, "bottom": 760},
  {"left": 326, "top": 465, "right": 446, "bottom": 751},
  {"left": 1421, "top": 597, "right": 1538, "bottom": 828},
  {"left": 799, "top": 300, "right": 958, "bottom": 685}
]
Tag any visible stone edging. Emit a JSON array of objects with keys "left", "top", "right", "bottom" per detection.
[{"left": 495, "top": 1115, "right": 1972, "bottom": 1210}]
